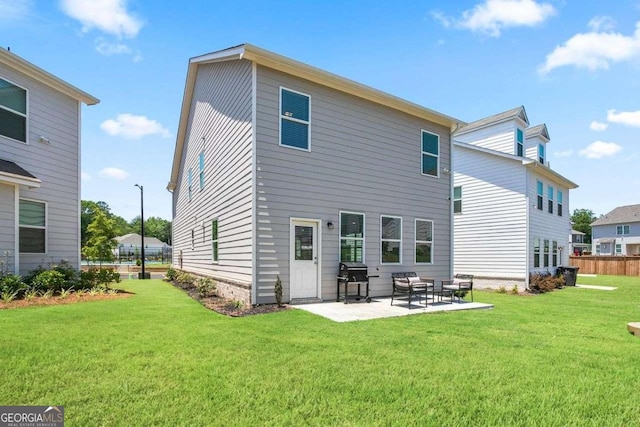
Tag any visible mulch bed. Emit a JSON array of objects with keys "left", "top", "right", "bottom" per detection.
[{"left": 0, "top": 291, "right": 132, "bottom": 310}]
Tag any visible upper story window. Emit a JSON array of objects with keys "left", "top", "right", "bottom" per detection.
[
  {"left": 516, "top": 128, "right": 524, "bottom": 157},
  {"left": 0, "top": 77, "right": 27, "bottom": 143},
  {"left": 557, "top": 190, "right": 563, "bottom": 217},
  {"left": 19, "top": 199, "right": 46, "bottom": 253},
  {"left": 453, "top": 186, "right": 462, "bottom": 214},
  {"left": 199, "top": 151, "right": 205, "bottom": 190},
  {"left": 381, "top": 215, "right": 402, "bottom": 264},
  {"left": 536, "top": 180, "right": 543, "bottom": 210},
  {"left": 415, "top": 219, "right": 433, "bottom": 264},
  {"left": 280, "top": 88, "right": 310, "bottom": 151},
  {"left": 340, "top": 212, "right": 364, "bottom": 263},
  {"left": 538, "top": 143, "right": 545, "bottom": 164},
  {"left": 616, "top": 225, "right": 630, "bottom": 235},
  {"left": 421, "top": 130, "right": 439, "bottom": 177},
  {"left": 547, "top": 185, "right": 554, "bottom": 214}
]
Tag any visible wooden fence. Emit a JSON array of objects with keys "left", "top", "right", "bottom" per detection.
[{"left": 569, "top": 256, "right": 640, "bottom": 276}]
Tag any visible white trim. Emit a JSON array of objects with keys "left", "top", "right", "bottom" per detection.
[
  {"left": 453, "top": 185, "right": 462, "bottom": 214},
  {"left": 18, "top": 197, "right": 47, "bottom": 255},
  {"left": 420, "top": 129, "right": 440, "bottom": 178},
  {"left": 279, "top": 86, "right": 311, "bottom": 152},
  {"left": 77, "top": 101, "right": 82, "bottom": 270},
  {"left": 339, "top": 210, "right": 365, "bottom": 263},
  {"left": 190, "top": 45, "right": 246, "bottom": 64},
  {"left": 516, "top": 127, "right": 524, "bottom": 157},
  {"left": 211, "top": 218, "right": 219, "bottom": 264},
  {"left": 380, "top": 214, "right": 402, "bottom": 265},
  {"left": 289, "top": 217, "right": 322, "bottom": 300},
  {"left": 0, "top": 171, "right": 40, "bottom": 187},
  {"left": 13, "top": 184, "right": 19, "bottom": 274},
  {"left": 616, "top": 224, "right": 630, "bottom": 235},
  {"left": 414, "top": 218, "right": 434, "bottom": 265},
  {"left": 251, "top": 61, "right": 257, "bottom": 305},
  {"left": 0, "top": 74, "right": 29, "bottom": 144},
  {"left": 198, "top": 150, "right": 205, "bottom": 191}
]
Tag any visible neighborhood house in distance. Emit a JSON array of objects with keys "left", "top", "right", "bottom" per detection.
[
  {"left": 0, "top": 48, "right": 99, "bottom": 275},
  {"left": 168, "top": 44, "right": 578, "bottom": 305},
  {"left": 591, "top": 204, "right": 640, "bottom": 256}
]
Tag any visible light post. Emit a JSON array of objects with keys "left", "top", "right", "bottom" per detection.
[{"left": 134, "top": 184, "right": 147, "bottom": 279}]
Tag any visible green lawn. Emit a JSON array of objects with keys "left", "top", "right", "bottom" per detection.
[{"left": 1, "top": 276, "right": 640, "bottom": 426}]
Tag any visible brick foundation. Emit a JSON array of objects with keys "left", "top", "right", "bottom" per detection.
[{"left": 176, "top": 270, "right": 252, "bottom": 307}]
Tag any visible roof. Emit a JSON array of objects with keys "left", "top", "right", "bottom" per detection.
[
  {"left": 525, "top": 124, "right": 550, "bottom": 142},
  {"left": 0, "top": 48, "right": 99, "bottom": 105},
  {"left": 454, "top": 106, "right": 529, "bottom": 136},
  {"left": 167, "top": 43, "right": 464, "bottom": 191},
  {"left": 0, "top": 158, "right": 41, "bottom": 188},
  {"left": 571, "top": 229, "right": 585, "bottom": 235},
  {"left": 115, "top": 233, "right": 169, "bottom": 247},
  {"left": 591, "top": 204, "right": 640, "bottom": 226}
]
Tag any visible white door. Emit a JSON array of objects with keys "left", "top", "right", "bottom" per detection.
[{"left": 290, "top": 220, "right": 319, "bottom": 299}]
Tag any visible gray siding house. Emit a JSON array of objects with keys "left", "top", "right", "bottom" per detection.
[
  {"left": 591, "top": 204, "right": 640, "bottom": 256},
  {"left": 168, "top": 44, "right": 460, "bottom": 305},
  {"left": 0, "top": 48, "right": 99, "bottom": 275}
]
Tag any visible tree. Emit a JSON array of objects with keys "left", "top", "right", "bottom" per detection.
[
  {"left": 82, "top": 209, "right": 118, "bottom": 264},
  {"left": 81, "top": 200, "right": 132, "bottom": 246},
  {"left": 130, "top": 216, "right": 172, "bottom": 244},
  {"left": 570, "top": 209, "right": 597, "bottom": 244}
]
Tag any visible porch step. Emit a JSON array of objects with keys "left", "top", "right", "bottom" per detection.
[{"left": 289, "top": 298, "right": 323, "bottom": 305}]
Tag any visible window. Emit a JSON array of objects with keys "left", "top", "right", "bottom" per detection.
[
  {"left": 199, "top": 151, "right": 205, "bottom": 190},
  {"left": 547, "top": 185, "right": 554, "bottom": 214},
  {"left": 453, "top": 186, "right": 462, "bottom": 213},
  {"left": 0, "top": 77, "right": 27, "bottom": 142},
  {"left": 19, "top": 199, "right": 46, "bottom": 253},
  {"left": 615, "top": 243, "right": 622, "bottom": 255},
  {"left": 557, "top": 190, "right": 563, "bottom": 217},
  {"left": 211, "top": 219, "right": 219, "bottom": 262},
  {"left": 421, "top": 130, "right": 439, "bottom": 177},
  {"left": 536, "top": 181, "right": 543, "bottom": 210},
  {"left": 187, "top": 168, "right": 193, "bottom": 201},
  {"left": 415, "top": 219, "right": 433, "bottom": 264},
  {"left": 595, "top": 244, "right": 601, "bottom": 255},
  {"left": 516, "top": 128, "right": 524, "bottom": 157},
  {"left": 552, "top": 241, "right": 558, "bottom": 267},
  {"left": 543, "top": 239, "right": 549, "bottom": 268},
  {"left": 616, "top": 225, "right": 630, "bottom": 235},
  {"left": 534, "top": 238, "right": 540, "bottom": 268},
  {"left": 280, "top": 88, "right": 310, "bottom": 150},
  {"left": 538, "top": 143, "right": 545, "bottom": 164},
  {"left": 340, "top": 212, "right": 364, "bottom": 262},
  {"left": 381, "top": 216, "right": 402, "bottom": 264}
]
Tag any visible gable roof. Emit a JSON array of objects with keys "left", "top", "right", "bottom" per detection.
[
  {"left": 116, "top": 233, "right": 169, "bottom": 247},
  {"left": 571, "top": 229, "right": 585, "bottom": 235},
  {"left": 0, "top": 158, "right": 41, "bottom": 188},
  {"left": 167, "top": 43, "right": 463, "bottom": 191},
  {"left": 591, "top": 204, "right": 640, "bottom": 226},
  {"left": 454, "top": 106, "right": 529, "bottom": 136},
  {"left": 0, "top": 48, "right": 99, "bottom": 105},
  {"left": 525, "top": 124, "right": 550, "bottom": 142}
]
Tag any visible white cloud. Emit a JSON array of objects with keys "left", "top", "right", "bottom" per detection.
[
  {"left": 101, "top": 114, "right": 171, "bottom": 139},
  {"left": 434, "top": 0, "right": 556, "bottom": 37},
  {"left": 60, "top": 0, "right": 143, "bottom": 38},
  {"left": 607, "top": 109, "right": 640, "bottom": 127},
  {"left": 81, "top": 171, "right": 91, "bottom": 181},
  {"left": 539, "top": 22, "right": 640, "bottom": 74},
  {"left": 99, "top": 167, "right": 129, "bottom": 180},
  {"left": 553, "top": 149, "right": 573, "bottom": 158},
  {"left": 588, "top": 16, "right": 616, "bottom": 32},
  {"left": 579, "top": 141, "right": 622, "bottom": 159},
  {"left": 0, "top": 0, "right": 31, "bottom": 22},
  {"left": 95, "top": 38, "right": 131, "bottom": 56},
  {"left": 589, "top": 121, "right": 608, "bottom": 131}
]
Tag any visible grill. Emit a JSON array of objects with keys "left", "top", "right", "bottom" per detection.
[{"left": 336, "top": 262, "right": 376, "bottom": 304}]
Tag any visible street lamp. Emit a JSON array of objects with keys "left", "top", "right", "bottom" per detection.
[{"left": 134, "top": 184, "right": 147, "bottom": 280}]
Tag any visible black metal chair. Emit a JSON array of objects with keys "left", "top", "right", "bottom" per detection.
[
  {"left": 432, "top": 281, "right": 454, "bottom": 304},
  {"left": 391, "top": 272, "right": 432, "bottom": 306},
  {"left": 443, "top": 274, "right": 474, "bottom": 302}
]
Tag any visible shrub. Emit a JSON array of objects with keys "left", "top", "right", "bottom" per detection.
[
  {"left": 30, "top": 270, "right": 66, "bottom": 293},
  {"left": 529, "top": 273, "right": 564, "bottom": 293},
  {"left": 195, "top": 277, "right": 216, "bottom": 298},
  {"left": 96, "top": 268, "right": 120, "bottom": 287},
  {"left": 23, "top": 266, "right": 47, "bottom": 288},
  {"left": 52, "top": 262, "right": 80, "bottom": 288},
  {"left": 165, "top": 267, "right": 177, "bottom": 282},
  {"left": 0, "top": 274, "right": 26, "bottom": 298},
  {"left": 175, "top": 272, "right": 195, "bottom": 289},
  {"left": 81, "top": 268, "right": 120, "bottom": 290},
  {"left": 1, "top": 289, "right": 19, "bottom": 303},
  {"left": 511, "top": 285, "right": 520, "bottom": 295},
  {"left": 275, "top": 275, "right": 283, "bottom": 306},
  {"left": 136, "top": 258, "right": 142, "bottom": 266},
  {"left": 495, "top": 286, "right": 507, "bottom": 294}
]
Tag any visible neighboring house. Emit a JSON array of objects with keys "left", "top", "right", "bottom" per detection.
[
  {"left": 167, "top": 44, "right": 460, "bottom": 305},
  {"left": 0, "top": 48, "right": 98, "bottom": 275},
  {"left": 569, "top": 229, "right": 590, "bottom": 255},
  {"left": 114, "top": 233, "right": 171, "bottom": 260},
  {"left": 591, "top": 204, "right": 640, "bottom": 256},
  {"left": 452, "top": 106, "right": 578, "bottom": 287}
]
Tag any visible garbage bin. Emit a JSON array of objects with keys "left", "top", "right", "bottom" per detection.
[{"left": 560, "top": 266, "right": 579, "bottom": 286}]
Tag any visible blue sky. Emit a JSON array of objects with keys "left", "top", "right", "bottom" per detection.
[{"left": 1, "top": 0, "right": 639, "bottom": 221}]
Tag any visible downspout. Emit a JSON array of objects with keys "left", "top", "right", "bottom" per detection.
[
  {"left": 525, "top": 167, "right": 530, "bottom": 290},
  {"left": 250, "top": 61, "right": 257, "bottom": 305},
  {"left": 450, "top": 122, "right": 461, "bottom": 279}
]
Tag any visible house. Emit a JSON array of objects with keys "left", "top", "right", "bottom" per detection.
[
  {"left": 452, "top": 106, "right": 578, "bottom": 287},
  {"left": 0, "top": 48, "right": 99, "bottom": 275},
  {"left": 569, "top": 229, "right": 590, "bottom": 255},
  {"left": 591, "top": 204, "right": 640, "bottom": 256},
  {"left": 167, "top": 44, "right": 460, "bottom": 305},
  {"left": 114, "top": 233, "right": 171, "bottom": 261}
]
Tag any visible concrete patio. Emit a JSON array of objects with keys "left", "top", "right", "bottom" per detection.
[{"left": 294, "top": 297, "right": 494, "bottom": 322}]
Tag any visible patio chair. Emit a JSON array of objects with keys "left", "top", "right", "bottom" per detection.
[
  {"left": 442, "top": 274, "right": 474, "bottom": 302},
  {"left": 391, "top": 272, "right": 432, "bottom": 306}
]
